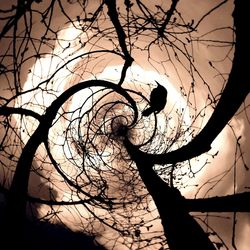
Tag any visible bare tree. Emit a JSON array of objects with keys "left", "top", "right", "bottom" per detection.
[{"left": 0, "top": 0, "right": 249, "bottom": 249}]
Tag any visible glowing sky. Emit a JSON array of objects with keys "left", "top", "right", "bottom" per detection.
[{"left": 0, "top": 0, "right": 250, "bottom": 249}]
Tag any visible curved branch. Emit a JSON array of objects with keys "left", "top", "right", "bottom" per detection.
[
  {"left": 126, "top": 0, "right": 250, "bottom": 165},
  {"left": 3, "top": 80, "right": 138, "bottom": 239},
  {"left": 0, "top": 106, "right": 42, "bottom": 121}
]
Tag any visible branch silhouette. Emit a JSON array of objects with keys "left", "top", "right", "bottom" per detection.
[
  {"left": 186, "top": 192, "right": 250, "bottom": 212},
  {"left": 0, "top": 1, "right": 249, "bottom": 249},
  {"left": 127, "top": 0, "right": 249, "bottom": 165},
  {"left": 2, "top": 80, "right": 138, "bottom": 244},
  {"left": 0, "top": 0, "right": 36, "bottom": 40},
  {"left": 124, "top": 137, "right": 216, "bottom": 250},
  {"left": 105, "top": 0, "right": 134, "bottom": 85}
]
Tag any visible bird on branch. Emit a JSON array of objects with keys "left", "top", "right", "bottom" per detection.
[{"left": 142, "top": 81, "right": 168, "bottom": 117}]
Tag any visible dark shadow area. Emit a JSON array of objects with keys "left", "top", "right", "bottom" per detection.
[
  {"left": 0, "top": 187, "right": 105, "bottom": 250},
  {"left": 23, "top": 219, "right": 105, "bottom": 250}
]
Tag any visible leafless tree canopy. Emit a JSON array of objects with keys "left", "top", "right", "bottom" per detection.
[{"left": 0, "top": 0, "right": 249, "bottom": 249}]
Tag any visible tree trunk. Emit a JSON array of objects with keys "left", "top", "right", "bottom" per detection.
[{"left": 124, "top": 139, "right": 216, "bottom": 250}]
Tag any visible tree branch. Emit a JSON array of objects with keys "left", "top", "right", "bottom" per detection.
[
  {"left": 3, "top": 80, "right": 138, "bottom": 242},
  {"left": 0, "top": 0, "right": 36, "bottom": 40},
  {"left": 186, "top": 192, "right": 250, "bottom": 212},
  {"left": 105, "top": 0, "right": 134, "bottom": 85},
  {"left": 127, "top": 0, "right": 250, "bottom": 165},
  {"left": 158, "top": 0, "right": 179, "bottom": 37},
  {"left": 124, "top": 138, "right": 216, "bottom": 250},
  {"left": 0, "top": 106, "right": 42, "bottom": 121}
]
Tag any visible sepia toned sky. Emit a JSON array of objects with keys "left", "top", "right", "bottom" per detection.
[{"left": 0, "top": 0, "right": 249, "bottom": 249}]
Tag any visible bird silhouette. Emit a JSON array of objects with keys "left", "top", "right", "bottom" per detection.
[{"left": 142, "top": 81, "right": 167, "bottom": 116}]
